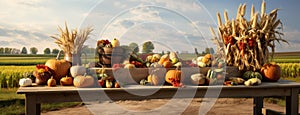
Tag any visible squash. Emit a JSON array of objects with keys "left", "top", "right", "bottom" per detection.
[
  {"left": 19, "top": 78, "right": 32, "bottom": 87},
  {"left": 163, "top": 61, "right": 172, "bottom": 68},
  {"left": 169, "top": 52, "right": 178, "bottom": 59},
  {"left": 190, "top": 73, "right": 206, "bottom": 85},
  {"left": 73, "top": 74, "right": 95, "bottom": 88},
  {"left": 165, "top": 69, "right": 182, "bottom": 87},
  {"left": 242, "top": 71, "right": 263, "bottom": 80},
  {"left": 45, "top": 53, "right": 71, "bottom": 82},
  {"left": 70, "top": 64, "right": 86, "bottom": 77},
  {"left": 147, "top": 68, "right": 166, "bottom": 86},
  {"left": 111, "top": 38, "right": 120, "bottom": 47},
  {"left": 260, "top": 63, "right": 281, "bottom": 82},
  {"left": 158, "top": 54, "right": 169, "bottom": 65},
  {"left": 151, "top": 54, "right": 161, "bottom": 63}
]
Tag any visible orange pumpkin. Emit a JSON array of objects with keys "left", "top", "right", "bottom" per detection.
[
  {"left": 60, "top": 76, "right": 73, "bottom": 86},
  {"left": 45, "top": 59, "right": 71, "bottom": 82},
  {"left": 73, "top": 74, "right": 95, "bottom": 88},
  {"left": 163, "top": 61, "right": 172, "bottom": 68},
  {"left": 165, "top": 70, "right": 182, "bottom": 86},
  {"left": 158, "top": 54, "right": 170, "bottom": 65},
  {"left": 260, "top": 63, "right": 281, "bottom": 82}
]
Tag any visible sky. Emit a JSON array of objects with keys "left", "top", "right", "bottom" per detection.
[{"left": 0, "top": 0, "right": 299, "bottom": 54}]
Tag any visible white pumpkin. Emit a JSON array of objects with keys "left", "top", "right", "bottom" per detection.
[
  {"left": 19, "top": 78, "right": 32, "bottom": 87},
  {"left": 70, "top": 65, "right": 86, "bottom": 77}
]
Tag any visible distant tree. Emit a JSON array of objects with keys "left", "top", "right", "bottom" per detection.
[
  {"left": 205, "top": 47, "right": 210, "bottom": 54},
  {"left": 44, "top": 48, "right": 51, "bottom": 54},
  {"left": 52, "top": 48, "right": 60, "bottom": 55},
  {"left": 30, "top": 47, "right": 38, "bottom": 54},
  {"left": 129, "top": 42, "right": 139, "bottom": 53},
  {"left": 11, "top": 48, "right": 20, "bottom": 54},
  {"left": 4, "top": 47, "right": 12, "bottom": 54},
  {"left": 142, "top": 41, "right": 154, "bottom": 53},
  {"left": 161, "top": 50, "right": 165, "bottom": 55},
  {"left": 21, "top": 47, "right": 27, "bottom": 54},
  {"left": 209, "top": 48, "right": 215, "bottom": 54},
  {"left": 195, "top": 48, "right": 199, "bottom": 56},
  {"left": 0, "top": 47, "right": 3, "bottom": 54}
]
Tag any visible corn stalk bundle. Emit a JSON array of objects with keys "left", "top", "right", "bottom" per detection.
[
  {"left": 211, "top": 1, "right": 288, "bottom": 71},
  {"left": 51, "top": 22, "right": 93, "bottom": 55}
]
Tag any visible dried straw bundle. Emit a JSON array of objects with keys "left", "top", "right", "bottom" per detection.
[
  {"left": 211, "top": 1, "right": 288, "bottom": 71},
  {"left": 51, "top": 22, "right": 93, "bottom": 55}
]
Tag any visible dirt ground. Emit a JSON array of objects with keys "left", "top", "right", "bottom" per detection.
[{"left": 41, "top": 98, "right": 289, "bottom": 115}]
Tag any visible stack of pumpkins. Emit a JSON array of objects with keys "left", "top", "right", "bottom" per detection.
[{"left": 31, "top": 54, "right": 96, "bottom": 88}]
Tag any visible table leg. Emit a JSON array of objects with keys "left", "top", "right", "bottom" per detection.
[
  {"left": 286, "top": 88, "right": 299, "bottom": 115},
  {"left": 25, "top": 94, "right": 41, "bottom": 115},
  {"left": 253, "top": 97, "right": 263, "bottom": 115}
]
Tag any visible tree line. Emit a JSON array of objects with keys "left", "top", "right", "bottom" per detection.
[
  {"left": 0, "top": 47, "right": 60, "bottom": 55},
  {"left": 0, "top": 41, "right": 213, "bottom": 55}
]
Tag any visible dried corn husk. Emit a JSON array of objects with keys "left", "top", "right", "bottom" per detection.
[{"left": 211, "top": 1, "right": 288, "bottom": 71}]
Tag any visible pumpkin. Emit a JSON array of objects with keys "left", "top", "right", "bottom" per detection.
[
  {"left": 45, "top": 59, "right": 71, "bottom": 82},
  {"left": 204, "top": 54, "right": 212, "bottom": 60},
  {"left": 70, "top": 64, "right": 86, "bottom": 77},
  {"left": 158, "top": 54, "right": 169, "bottom": 65},
  {"left": 111, "top": 38, "right": 120, "bottom": 47},
  {"left": 47, "top": 76, "right": 56, "bottom": 87},
  {"left": 60, "top": 76, "right": 73, "bottom": 86},
  {"left": 73, "top": 74, "right": 95, "bottom": 88},
  {"left": 165, "top": 69, "right": 182, "bottom": 86},
  {"left": 163, "top": 61, "right": 172, "bottom": 68},
  {"left": 260, "top": 63, "right": 281, "bottom": 82},
  {"left": 242, "top": 71, "right": 263, "bottom": 80},
  {"left": 148, "top": 68, "right": 166, "bottom": 86},
  {"left": 19, "top": 78, "right": 32, "bottom": 87}
]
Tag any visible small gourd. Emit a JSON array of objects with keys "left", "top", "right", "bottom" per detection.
[
  {"left": 147, "top": 68, "right": 166, "bottom": 86},
  {"left": 19, "top": 78, "right": 32, "bottom": 87},
  {"left": 111, "top": 38, "right": 120, "bottom": 47},
  {"left": 47, "top": 76, "right": 56, "bottom": 87},
  {"left": 242, "top": 71, "right": 263, "bottom": 81},
  {"left": 158, "top": 54, "right": 170, "bottom": 65},
  {"left": 190, "top": 73, "right": 206, "bottom": 85}
]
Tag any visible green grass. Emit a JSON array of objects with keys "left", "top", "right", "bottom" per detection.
[{"left": 0, "top": 88, "right": 81, "bottom": 115}]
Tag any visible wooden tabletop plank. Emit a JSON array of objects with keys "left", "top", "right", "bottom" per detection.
[{"left": 17, "top": 80, "right": 300, "bottom": 94}]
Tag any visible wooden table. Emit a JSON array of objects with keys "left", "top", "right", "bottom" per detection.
[{"left": 17, "top": 80, "right": 300, "bottom": 115}]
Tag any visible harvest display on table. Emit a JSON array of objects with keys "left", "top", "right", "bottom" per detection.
[{"left": 19, "top": 1, "right": 287, "bottom": 88}]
